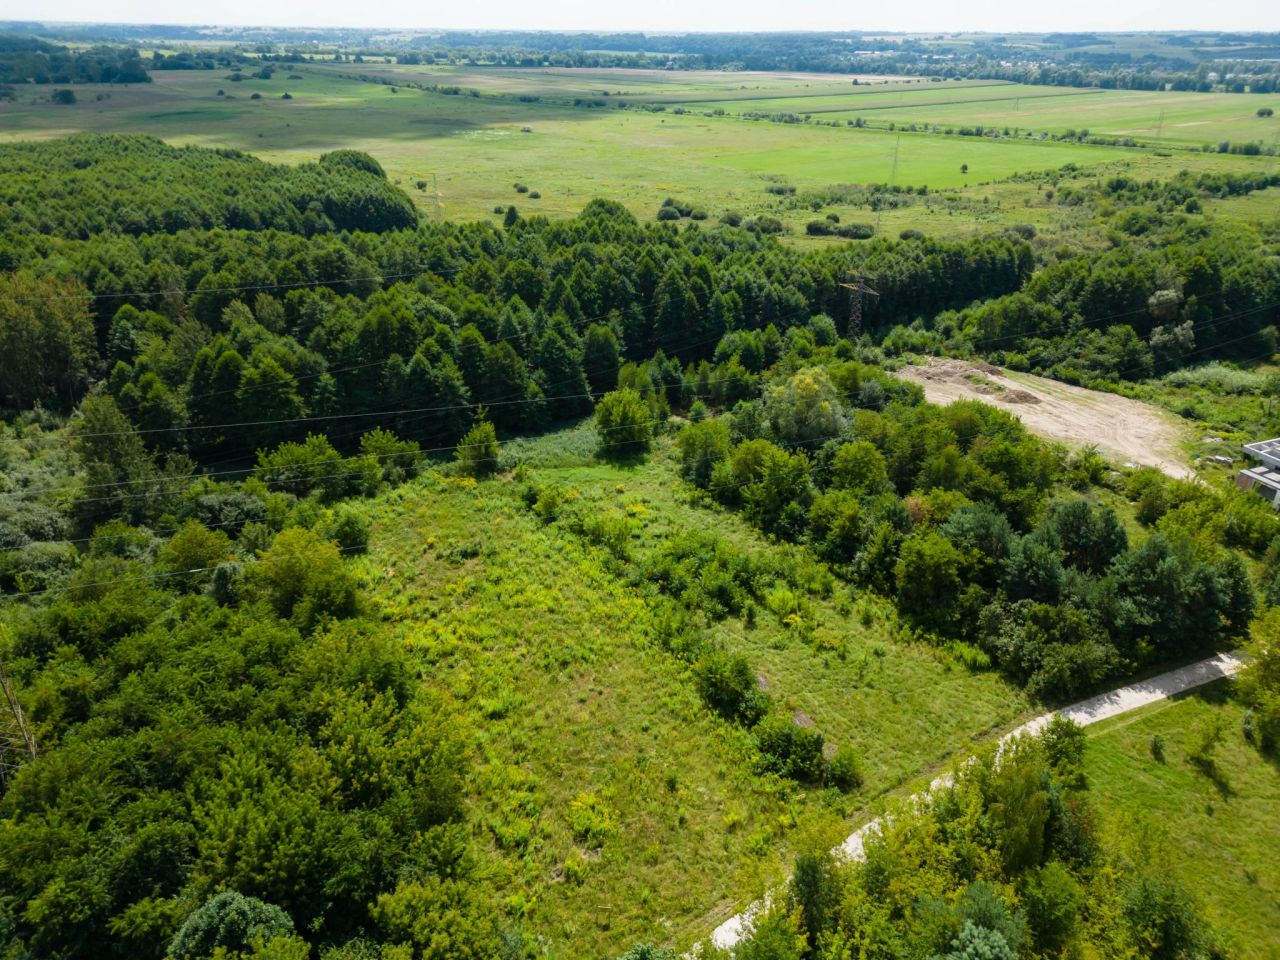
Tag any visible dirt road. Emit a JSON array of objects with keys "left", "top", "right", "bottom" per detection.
[
  {"left": 708, "top": 650, "right": 1246, "bottom": 950},
  {"left": 895, "top": 357, "right": 1195, "bottom": 480}
]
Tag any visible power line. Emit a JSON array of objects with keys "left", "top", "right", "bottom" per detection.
[
  {"left": 6, "top": 366, "right": 1221, "bottom": 605},
  {"left": 0, "top": 260, "right": 465, "bottom": 305},
  {"left": 16, "top": 311, "right": 744, "bottom": 445},
  {"left": 1, "top": 541, "right": 372, "bottom": 602},
  {"left": 60, "top": 404, "right": 685, "bottom": 506},
  {"left": 12, "top": 295, "right": 1272, "bottom": 501}
]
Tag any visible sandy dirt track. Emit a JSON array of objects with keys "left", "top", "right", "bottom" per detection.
[
  {"left": 895, "top": 357, "right": 1194, "bottom": 479},
  {"left": 709, "top": 651, "right": 1246, "bottom": 950}
]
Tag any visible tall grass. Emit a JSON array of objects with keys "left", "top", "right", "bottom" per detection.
[{"left": 1161, "top": 362, "right": 1262, "bottom": 395}]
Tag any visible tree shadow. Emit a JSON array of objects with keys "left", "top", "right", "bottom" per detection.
[
  {"left": 1189, "top": 755, "right": 1236, "bottom": 800},
  {"left": 595, "top": 448, "right": 651, "bottom": 469}
]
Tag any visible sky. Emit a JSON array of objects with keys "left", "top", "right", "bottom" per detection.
[{"left": 5, "top": 0, "right": 1278, "bottom": 34}]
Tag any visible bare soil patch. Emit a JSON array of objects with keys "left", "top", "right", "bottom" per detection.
[{"left": 896, "top": 357, "right": 1194, "bottom": 479}]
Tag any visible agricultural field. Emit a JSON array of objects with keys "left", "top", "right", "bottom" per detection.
[
  {"left": 1085, "top": 681, "right": 1280, "bottom": 958},
  {"left": 352, "top": 427, "right": 1034, "bottom": 955},
  {"left": 2, "top": 63, "right": 1275, "bottom": 234},
  {"left": 684, "top": 84, "right": 1280, "bottom": 148},
  {"left": 307, "top": 62, "right": 938, "bottom": 100}
]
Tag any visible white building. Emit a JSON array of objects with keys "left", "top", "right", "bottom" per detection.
[{"left": 1237, "top": 439, "right": 1280, "bottom": 508}]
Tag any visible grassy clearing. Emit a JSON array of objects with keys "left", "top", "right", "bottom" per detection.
[
  {"left": 1085, "top": 680, "right": 1280, "bottom": 958},
  {"left": 351, "top": 429, "right": 1032, "bottom": 956},
  {"left": 1204, "top": 183, "right": 1280, "bottom": 225}
]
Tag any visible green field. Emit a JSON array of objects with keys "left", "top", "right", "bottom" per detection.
[
  {"left": 1085, "top": 680, "right": 1280, "bottom": 958},
  {"left": 352, "top": 426, "right": 1033, "bottom": 956},
  {"left": 313, "top": 62, "right": 948, "bottom": 101},
  {"left": 685, "top": 84, "right": 1280, "bottom": 147},
  {"left": 4, "top": 64, "right": 1274, "bottom": 234}
]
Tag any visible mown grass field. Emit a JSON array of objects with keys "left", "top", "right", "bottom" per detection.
[
  {"left": 350, "top": 425, "right": 1033, "bottom": 956},
  {"left": 1085, "top": 680, "right": 1280, "bottom": 958},
  {"left": 4, "top": 64, "right": 1275, "bottom": 235}
]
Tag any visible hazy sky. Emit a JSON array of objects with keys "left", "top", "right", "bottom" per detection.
[{"left": 7, "top": 0, "right": 1279, "bottom": 34}]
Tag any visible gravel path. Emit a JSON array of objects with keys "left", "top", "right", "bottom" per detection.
[{"left": 709, "top": 650, "right": 1247, "bottom": 950}]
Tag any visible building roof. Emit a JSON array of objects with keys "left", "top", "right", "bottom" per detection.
[
  {"left": 1244, "top": 439, "right": 1280, "bottom": 469},
  {"left": 1241, "top": 463, "right": 1280, "bottom": 492}
]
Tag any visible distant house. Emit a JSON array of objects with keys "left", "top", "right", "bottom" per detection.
[{"left": 1237, "top": 438, "right": 1280, "bottom": 508}]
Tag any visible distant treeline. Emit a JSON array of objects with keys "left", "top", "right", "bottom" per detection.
[
  {"left": 393, "top": 30, "right": 1280, "bottom": 94},
  {"left": 0, "top": 136, "right": 417, "bottom": 240},
  {"left": 0, "top": 31, "right": 149, "bottom": 84},
  {"left": 4, "top": 24, "right": 1279, "bottom": 94}
]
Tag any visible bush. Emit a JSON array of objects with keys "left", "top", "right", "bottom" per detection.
[
  {"left": 808, "top": 220, "right": 874, "bottom": 239},
  {"left": 825, "top": 743, "right": 864, "bottom": 791},
  {"left": 1023, "top": 862, "right": 1083, "bottom": 953},
  {"left": 567, "top": 792, "right": 617, "bottom": 846},
  {"left": 937, "top": 920, "right": 1015, "bottom": 960},
  {"left": 169, "top": 891, "right": 294, "bottom": 959},
  {"left": 530, "top": 483, "right": 572, "bottom": 522},
  {"left": 359, "top": 427, "right": 420, "bottom": 484},
  {"left": 455, "top": 418, "right": 499, "bottom": 477},
  {"left": 576, "top": 509, "right": 636, "bottom": 559},
  {"left": 1041, "top": 715, "right": 1086, "bottom": 774},
  {"left": 676, "top": 418, "right": 731, "bottom": 487},
  {"left": 754, "top": 713, "right": 825, "bottom": 781},
  {"left": 1122, "top": 874, "right": 1208, "bottom": 960},
  {"left": 372, "top": 878, "right": 500, "bottom": 960},
  {"left": 158, "top": 520, "right": 235, "bottom": 588},
  {"left": 616, "top": 944, "right": 677, "bottom": 960},
  {"left": 252, "top": 527, "right": 357, "bottom": 628},
  {"left": 595, "top": 388, "right": 654, "bottom": 458},
  {"left": 1240, "top": 613, "right": 1280, "bottom": 754},
  {"left": 323, "top": 507, "right": 371, "bottom": 554},
  {"left": 256, "top": 434, "right": 375, "bottom": 502},
  {"left": 693, "top": 650, "right": 770, "bottom": 725}
]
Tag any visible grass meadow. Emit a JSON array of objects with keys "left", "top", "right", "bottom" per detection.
[
  {"left": 1085, "top": 680, "right": 1280, "bottom": 958},
  {"left": 350, "top": 428, "right": 1033, "bottom": 956}
]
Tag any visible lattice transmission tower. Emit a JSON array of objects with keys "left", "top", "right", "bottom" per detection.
[{"left": 839, "top": 276, "right": 879, "bottom": 341}]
